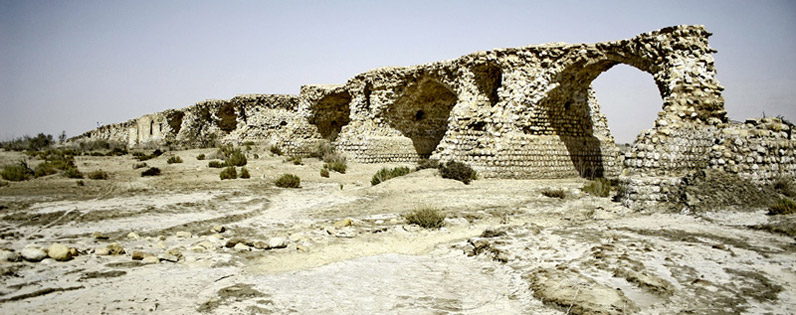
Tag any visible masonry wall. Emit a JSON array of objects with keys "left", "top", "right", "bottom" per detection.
[{"left": 71, "top": 25, "right": 796, "bottom": 210}]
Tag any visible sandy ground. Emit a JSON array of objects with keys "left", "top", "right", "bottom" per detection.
[{"left": 0, "top": 147, "right": 794, "bottom": 314}]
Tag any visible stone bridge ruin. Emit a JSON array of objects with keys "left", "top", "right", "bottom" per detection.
[{"left": 74, "top": 25, "right": 796, "bottom": 209}]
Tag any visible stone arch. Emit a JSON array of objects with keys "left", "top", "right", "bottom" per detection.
[
  {"left": 385, "top": 77, "right": 458, "bottom": 158},
  {"left": 309, "top": 91, "right": 352, "bottom": 141},
  {"left": 592, "top": 64, "right": 662, "bottom": 145},
  {"left": 537, "top": 54, "right": 666, "bottom": 179}
]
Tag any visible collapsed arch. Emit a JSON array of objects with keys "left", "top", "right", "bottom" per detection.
[
  {"left": 386, "top": 78, "right": 458, "bottom": 158},
  {"left": 309, "top": 91, "right": 352, "bottom": 141},
  {"left": 217, "top": 102, "right": 237, "bottom": 132}
]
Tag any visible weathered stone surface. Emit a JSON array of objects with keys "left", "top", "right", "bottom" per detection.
[
  {"left": 47, "top": 243, "right": 72, "bottom": 261},
  {"left": 21, "top": 246, "right": 47, "bottom": 262},
  {"left": 70, "top": 25, "right": 796, "bottom": 209}
]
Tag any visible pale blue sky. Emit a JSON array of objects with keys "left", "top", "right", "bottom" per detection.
[{"left": 1, "top": 0, "right": 794, "bottom": 143}]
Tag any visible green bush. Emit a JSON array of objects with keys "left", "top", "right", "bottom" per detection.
[
  {"left": 208, "top": 160, "right": 225, "bottom": 168},
  {"left": 34, "top": 162, "right": 58, "bottom": 177},
  {"left": 541, "top": 188, "right": 566, "bottom": 199},
  {"left": 583, "top": 178, "right": 612, "bottom": 197},
  {"left": 320, "top": 168, "right": 330, "bottom": 178},
  {"left": 219, "top": 166, "right": 237, "bottom": 180},
  {"left": 196, "top": 153, "right": 206, "bottom": 160},
  {"left": 439, "top": 161, "right": 477, "bottom": 184},
  {"left": 274, "top": 174, "right": 301, "bottom": 188},
  {"left": 269, "top": 145, "right": 283, "bottom": 156},
  {"left": 167, "top": 156, "right": 183, "bottom": 164},
  {"left": 63, "top": 167, "right": 83, "bottom": 179},
  {"left": 240, "top": 167, "right": 251, "bottom": 179},
  {"left": 324, "top": 161, "right": 346, "bottom": 174},
  {"left": 371, "top": 167, "right": 412, "bottom": 186},
  {"left": 416, "top": 159, "right": 440, "bottom": 171},
  {"left": 404, "top": 207, "right": 446, "bottom": 229},
  {"left": 0, "top": 133, "right": 53, "bottom": 151},
  {"left": 133, "top": 162, "right": 147, "bottom": 169},
  {"left": 87, "top": 170, "right": 109, "bottom": 180},
  {"left": 141, "top": 167, "right": 161, "bottom": 177},
  {"left": 1, "top": 163, "right": 33, "bottom": 181},
  {"left": 225, "top": 150, "right": 247, "bottom": 167},
  {"left": 769, "top": 197, "right": 796, "bottom": 215},
  {"left": 134, "top": 149, "right": 163, "bottom": 161}
]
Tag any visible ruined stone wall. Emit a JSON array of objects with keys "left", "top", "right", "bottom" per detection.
[{"left": 71, "top": 25, "right": 796, "bottom": 209}]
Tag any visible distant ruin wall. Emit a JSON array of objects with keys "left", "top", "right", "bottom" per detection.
[{"left": 71, "top": 25, "right": 796, "bottom": 209}]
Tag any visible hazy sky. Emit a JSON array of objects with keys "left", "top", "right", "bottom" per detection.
[{"left": 1, "top": 1, "right": 794, "bottom": 143}]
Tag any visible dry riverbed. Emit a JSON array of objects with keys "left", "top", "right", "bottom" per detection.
[{"left": 0, "top": 148, "right": 794, "bottom": 314}]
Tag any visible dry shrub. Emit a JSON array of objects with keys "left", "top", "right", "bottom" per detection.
[
  {"left": 286, "top": 156, "right": 303, "bottom": 165},
  {"left": 773, "top": 176, "right": 796, "bottom": 198},
  {"left": 583, "top": 178, "right": 612, "bottom": 197},
  {"left": 208, "top": 160, "right": 225, "bottom": 168},
  {"left": 141, "top": 167, "right": 161, "bottom": 177},
  {"left": 769, "top": 197, "right": 796, "bottom": 215},
  {"left": 219, "top": 166, "right": 237, "bottom": 180},
  {"left": 239, "top": 167, "right": 250, "bottom": 179},
  {"left": 166, "top": 156, "right": 183, "bottom": 164},
  {"left": 404, "top": 207, "right": 446, "bottom": 229},
  {"left": 269, "top": 145, "right": 283, "bottom": 156},
  {"left": 63, "top": 167, "right": 83, "bottom": 179},
  {"left": 416, "top": 159, "right": 439, "bottom": 171},
  {"left": 541, "top": 188, "right": 566, "bottom": 199},
  {"left": 87, "top": 170, "right": 109, "bottom": 180},
  {"left": 196, "top": 153, "right": 206, "bottom": 160},
  {"left": 320, "top": 168, "right": 330, "bottom": 178},
  {"left": 371, "top": 167, "right": 412, "bottom": 186},
  {"left": 1, "top": 162, "right": 33, "bottom": 181},
  {"left": 133, "top": 162, "right": 147, "bottom": 169},
  {"left": 324, "top": 161, "right": 346, "bottom": 174},
  {"left": 274, "top": 174, "right": 300, "bottom": 188},
  {"left": 225, "top": 150, "right": 247, "bottom": 167},
  {"left": 439, "top": 161, "right": 477, "bottom": 184}
]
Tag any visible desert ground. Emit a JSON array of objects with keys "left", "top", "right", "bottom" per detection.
[{"left": 0, "top": 146, "right": 794, "bottom": 314}]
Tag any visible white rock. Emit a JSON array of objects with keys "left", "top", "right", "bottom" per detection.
[
  {"left": 21, "top": 246, "right": 47, "bottom": 262},
  {"left": 267, "top": 237, "right": 288, "bottom": 249},
  {"left": 211, "top": 225, "right": 226, "bottom": 233},
  {"left": 233, "top": 243, "right": 251, "bottom": 251},
  {"left": 94, "top": 247, "right": 110, "bottom": 256},
  {"left": 141, "top": 256, "right": 159, "bottom": 264},
  {"left": 176, "top": 231, "right": 192, "bottom": 238},
  {"left": 127, "top": 232, "right": 140, "bottom": 239},
  {"left": 158, "top": 253, "right": 179, "bottom": 262},
  {"left": 47, "top": 243, "right": 72, "bottom": 261}
]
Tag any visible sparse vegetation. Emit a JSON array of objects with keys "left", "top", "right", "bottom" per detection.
[
  {"left": 439, "top": 161, "right": 477, "bottom": 184},
  {"left": 371, "top": 167, "right": 412, "bottom": 186},
  {"left": 33, "top": 162, "right": 58, "bottom": 177},
  {"left": 1, "top": 162, "right": 34, "bottom": 181},
  {"left": 219, "top": 166, "right": 238, "bottom": 180},
  {"left": 87, "top": 170, "right": 109, "bottom": 180},
  {"left": 63, "top": 167, "right": 83, "bottom": 179},
  {"left": 133, "top": 149, "right": 164, "bottom": 161},
  {"left": 225, "top": 149, "right": 247, "bottom": 167},
  {"left": 286, "top": 156, "right": 303, "bottom": 165},
  {"left": 404, "top": 207, "right": 446, "bottom": 229},
  {"left": 320, "top": 168, "right": 329, "bottom": 178},
  {"left": 773, "top": 176, "right": 796, "bottom": 198},
  {"left": 768, "top": 197, "right": 796, "bottom": 215},
  {"left": 310, "top": 142, "right": 334, "bottom": 160},
  {"left": 0, "top": 133, "right": 54, "bottom": 151},
  {"left": 167, "top": 156, "right": 183, "bottom": 164},
  {"left": 208, "top": 160, "right": 225, "bottom": 168},
  {"left": 269, "top": 145, "right": 283, "bottom": 156},
  {"left": 583, "top": 177, "right": 612, "bottom": 197},
  {"left": 274, "top": 174, "right": 301, "bottom": 188},
  {"left": 253, "top": 153, "right": 259, "bottom": 159},
  {"left": 0, "top": 180, "right": 8, "bottom": 187},
  {"left": 196, "top": 153, "right": 206, "bottom": 160},
  {"left": 541, "top": 188, "right": 566, "bottom": 199},
  {"left": 324, "top": 161, "right": 346, "bottom": 174},
  {"left": 141, "top": 167, "right": 161, "bottom": 177},
  {"left": 416, "top": 158, "right": 440, "bottom": 171},
  {"left": 133, "top": 162, "right": 147, "bottom": 169},
  {"left": 240, "top": 167, "right": 250, "bottom": 179}
]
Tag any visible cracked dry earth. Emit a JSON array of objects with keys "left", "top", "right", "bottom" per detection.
[{"left": 0, "top": 148, "right": 795, "bottom": 314}]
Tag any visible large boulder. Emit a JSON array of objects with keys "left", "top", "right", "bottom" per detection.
[{"left": 21, "top": 245, "right": 47, "bottom": 262}]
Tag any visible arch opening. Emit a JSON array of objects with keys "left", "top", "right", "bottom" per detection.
[
  {"left": 217, "top": 102, "right": 238, "bottom": 132},
  {"left": 472, "top": 62, "right": 502, "bottom": 106},
  {"left": 591, "top": 64, "right": 662, "bottom": 146},
  {"left": 386, "top": 78, "right": 458, "bottom": 158},
  {"left": 309, "top": 91, "right": 352, "bottom": 141}
]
